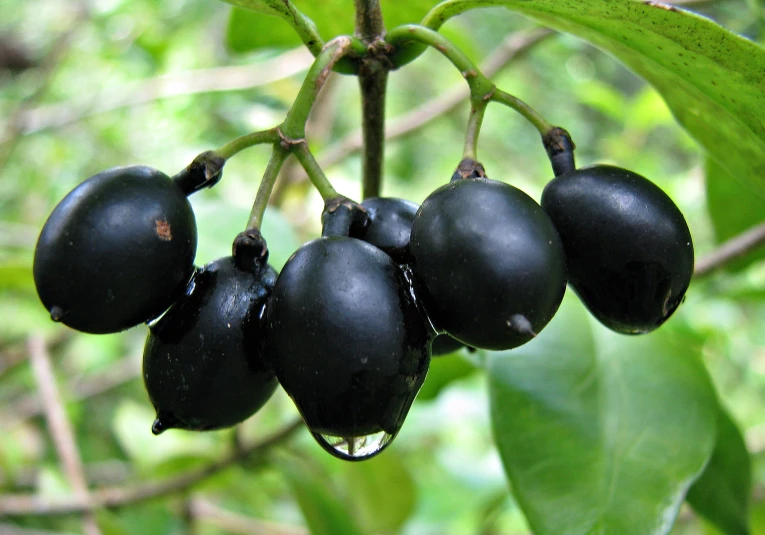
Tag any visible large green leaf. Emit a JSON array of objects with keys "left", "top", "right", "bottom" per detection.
[
  {"left": 705, "top": 156, "right": 765, "bottom": 272},
  {"left": 337, "top": 453, "right": 417, "bottom": 533},
  {"left": 281, "top": 459, "right": 366, "bottom": 535},
  {"left": 425, "top": 0, "right": 765, "bottom": 195},
  {"left": 686, "top": 406, "right": 752, "bottom": 535},
  {"left": 488, "top": 295, "right": 718, "bottom": 535}
]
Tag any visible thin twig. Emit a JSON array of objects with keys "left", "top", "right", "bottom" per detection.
[
  {"left": 693, "top": 220, "right": 765, "bottom": 277},
  {"left": 0, "top": 356, "right": 139, "bottom": 428},
  {"left": 0, "top": 419, "right": 304, "bottom": 517},
  {"left": 26, "top": 336, "right": 101, "bottom": 535}
]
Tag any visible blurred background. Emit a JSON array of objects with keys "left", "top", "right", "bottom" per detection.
[{"left": 1, "top": 0, "right": 765, "bottom": 533}]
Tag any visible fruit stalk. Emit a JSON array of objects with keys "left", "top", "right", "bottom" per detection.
[
  {"left": 491, "top": 88, "right": 554, "bottom": 137},
  {"left": 293, "top": 142, "right": 339, "bottom": 200},
  {"left": 247, "top": 144, "right": 290, "bottom": 230}
]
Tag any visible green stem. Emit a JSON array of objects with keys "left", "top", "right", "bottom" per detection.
[
  {"left": 280, "top": 36, "right": 366, "bottom": 140},
  {"left": 354, "top": 0, "right": 389, "bottom": 199},
  {"left": 354, "top": 0, "right": 386, "bottom": 42},
  {"left": 385, "top": 25, "right": 495, "bottom": 97},
  {"left": 247, "top": 144, "right": 290, "bottom": 230},
  {"left": 491, "top": 88, "right": 554, "bottom": 136},
  {"left": 293, "top": 142, "right": 339, "bottom": 200},
  {"left": 215, "top": 128, "right": 280, "bottom": 160},
  {"left": 359, "top": 68, "right": 389, "bottom": 199},
  {"left": 463, "top": 98, "right": 489, "bottom": 160}
]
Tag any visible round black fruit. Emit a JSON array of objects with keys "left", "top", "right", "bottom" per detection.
[
  {"left": 143, "top": 257, "right": 278, "bottom": 433},
  {"left": 410, "top": 177, "right": 567, "bottom": 350},
  {"left": 265, "top": 237, "right": 431, "bottom": 459},
  {"left": 541, "top": 165, "right": 693, "bottom": 334},
  {"left": 33, "top": 165, "right": 197, "bottom": 334}
]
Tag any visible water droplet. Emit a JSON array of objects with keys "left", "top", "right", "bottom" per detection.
[{"left": 311, "top": 430, "right": 394, "bottom": 461}]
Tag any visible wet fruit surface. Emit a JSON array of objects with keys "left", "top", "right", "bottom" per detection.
[
  {"left": 143, "top": 256, "right": 278, "bottom": 433},
  {"left": 410, "top": 177, "right": 567, "bottom": 350},
  {"left": 33, "top": 165, "right": 197, "bottom": 334},
  {"left": 265, "top": 236, "right": 431, "bottom": 459},
  {"left": 541, "top": 165, "right": 694, "bottom": 334}
]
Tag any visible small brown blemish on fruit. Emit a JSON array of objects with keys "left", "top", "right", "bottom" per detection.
[{"left": 155, "top": 219, "right": 172, "bottom": 241}]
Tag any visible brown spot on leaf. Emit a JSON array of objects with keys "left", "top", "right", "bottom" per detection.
[
  {"left": 155, "top": 219, "right": 172, "bottom": 241},
  {"left": 644, "top": 1, "right": 679, "bottom": 11}
]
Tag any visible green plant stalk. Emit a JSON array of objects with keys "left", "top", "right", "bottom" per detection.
[
  {"left": 293, "top": 143, "right": 339, "bottom": 200},
  {"left": 214, "top": 128, "right": 280, "bottom": 160},
  {"left": 386, "top": 25, "right": 495, "bottom": 98},
  {"left": 354, "top": 0, "right": 389, "bottom": 199},
  {"left": 354, "top": 0, "right": 386, "bottom": 42},
  {"left": 280, "top": 36, "right": 366, "bottom": 140},
  {"left": 247, "top": 144, "right": 290, "bottom": 230},
  {"left": 463, "top": 97, "right": 489, "bottom": 160},
  {"left": 491, "top": 88, "right": 554, "bottom": 136}
]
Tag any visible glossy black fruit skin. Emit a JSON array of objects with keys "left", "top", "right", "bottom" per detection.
[
  {"left": 265, "top": 237, "right": 431, "bottom": 438},
  {"left": 33, "top": 166, "right": 197, "bottom": 334},
  {"left": 143, "top": 257, "right": 278, "bottom": 433},
  {"left": 356, "top": 197, "right": 420, "bottom": 264},
  {"left": 410, "top": 178, "right": 567, "bottom": 350},
  {"left": 541, "top": 165, "right": 693, "bottom": 334}
]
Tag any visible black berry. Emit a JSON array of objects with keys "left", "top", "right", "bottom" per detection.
[
  {"left": 33, "top": 165, "right": 197, "bottom": 334},
  {"left": 541, "top": 164, "right": 694, "bottom": 334},
  {"left": 265, "top": 236, "right": 431, "bottom": 460},
  {"left": 410, "top": 177, "right": 567, "bottom": 350},
  {"left": 143, "top": 257, "right": 278, "bottom": 433}
]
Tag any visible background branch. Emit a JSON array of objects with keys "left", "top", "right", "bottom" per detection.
[
  {"left": 693, "top": 220, "right": 765, "bottom": 277},
  {"left": 10, "top": 48, "right": 313, "bottom": 139},
  {"left": 27, "top": 336, "right": 101, "bottom": 535},
  {"left": 0, "top": 419, "right": 303, "bottom": 517}
]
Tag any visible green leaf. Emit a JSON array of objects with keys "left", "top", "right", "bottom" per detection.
[
  {"left": 223, "top": 0, "right": 292, "bottom": 18},
  {"left": 430, "top": 0, "right": 765, "bottom": 195},
  {"left": 488, "top": 295, "right": 718, "bottom": 535},
  {"left": 417, "top": 352, "right": 478, "bottom": 401},
  {"left": 705, "top": 156, "right": 765, "bottom": 272},
  {"left": 281, "top": 459, "right": 366, "bottom": 535},
  {"left": 687, "top": 406, "right": 752, "bottom": 535},
  {"left": 226, "top": 0, "right": 435, "bottom": 54},
  {"left": 337, "top": 453, "right": 417, "bottom": 532},
  {"left": 227, "top": 7, "right": 304, "bottom": 53}
]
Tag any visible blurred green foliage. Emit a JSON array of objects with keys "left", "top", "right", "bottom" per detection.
[{"left": 2, "top": 0, "right": 765, "bottom": 534}]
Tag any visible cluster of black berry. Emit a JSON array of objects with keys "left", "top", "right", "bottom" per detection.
[{"left": 32, "top": 145, "right": 693, "bottom": 460}]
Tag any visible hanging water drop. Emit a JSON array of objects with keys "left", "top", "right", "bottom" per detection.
[{"left": 311, "top": 430, "right": 394, "bottom": 461}]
